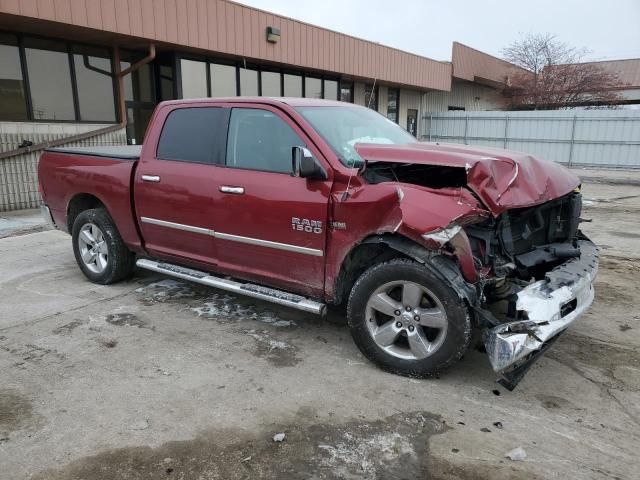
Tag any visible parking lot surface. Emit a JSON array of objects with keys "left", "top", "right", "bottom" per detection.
[{"left": 1, "top": 169, "right": 639, "bottom": 479}]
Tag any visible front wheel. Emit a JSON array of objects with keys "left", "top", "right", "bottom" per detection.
[
  {"left": 347, "top": 258, "right": 471, "bottom": 377},
  {"left": 72, "top": 208, "right": 135, "bottom": 284}
]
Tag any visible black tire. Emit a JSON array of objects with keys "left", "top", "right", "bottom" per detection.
[
  {"left": 71, "top": 208, "right": 135, "bottom": 285},
  {"left": 347, "top": 258, "right": 471, "bottom": 378}
]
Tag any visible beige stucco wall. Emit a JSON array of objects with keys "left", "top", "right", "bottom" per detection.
[
  {"left": 424, "top": 79, "right": 504, "bottom": 112},
  {"left": 352, "top": 82, "right": 422, "bottom": 132}
]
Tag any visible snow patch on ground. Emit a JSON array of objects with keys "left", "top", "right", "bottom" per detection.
[
  {"left": 136, "top": 279, "right": 294, "bottom": 327},
  {"left": 245, "top": 331, "right": 292, "bottom": 351},
  {"left": 190, "top": 293, "right": 295, "bottom": 327},
  {"left": 136, "top": 279, "right": 196, "bottom": 300},
  {"left": 317, "top": 431, "right": 416, "bottom": 477}
]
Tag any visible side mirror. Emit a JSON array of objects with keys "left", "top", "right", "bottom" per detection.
[{"left": 291, "top": 146, "right": 327, "bottom": 180}]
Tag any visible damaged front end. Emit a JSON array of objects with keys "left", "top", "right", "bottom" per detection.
[
  {"left": 466, "top": 191, "right": 599, "bottom": 390},
  {"left": 484, "top": 239, "right": 598, "bottom": 390},
  {"left": 354, "top": 146, "right": 598, "bottom": 390}
]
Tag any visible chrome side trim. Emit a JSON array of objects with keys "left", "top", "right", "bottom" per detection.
[
  {"left": 139, "top": 217, "right": 323, "bottom": 256},
  {"left": 215, "top": 231, "right": 323, "bottom": 257},
  {"left": 136, "top": 259, "right": 326, "bottom": 315},
  {"left": 140, "top": 217, "right": 212, "bottom": 236}
]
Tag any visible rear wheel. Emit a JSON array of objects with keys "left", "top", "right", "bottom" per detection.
[
  {"left": 72, "top": 208, "right": 134, "bottom": 284},
  {"left": 347, "top": 258, "right": 471, "bottom": 377}
]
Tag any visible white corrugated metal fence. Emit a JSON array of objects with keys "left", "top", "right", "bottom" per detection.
[{"left": 421, "top": 110, "right": 640, "bottom": 168}]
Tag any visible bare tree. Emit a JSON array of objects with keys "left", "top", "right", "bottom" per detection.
[{"left": 502, "top": 33, "right": 624, "bottom": 109}]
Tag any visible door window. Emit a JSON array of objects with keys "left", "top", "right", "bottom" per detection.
[
  {"left": 157, "top": 107, "right": 230, "bottom": 164},
  {"left": 226, "top": 108, "right": 305, "bottom": 173}
]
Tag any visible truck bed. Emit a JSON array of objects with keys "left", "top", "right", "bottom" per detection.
[{"left": 46, "top": 145, "right": 142, "bottom": 160}]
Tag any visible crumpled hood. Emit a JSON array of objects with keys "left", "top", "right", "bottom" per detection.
[{"left": 355, "top": 142, "right": 580, "bottom": 215}]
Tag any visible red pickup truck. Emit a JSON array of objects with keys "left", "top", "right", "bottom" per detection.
[{"left": 38, "top": 98, "right": 598, "bottom": 389}]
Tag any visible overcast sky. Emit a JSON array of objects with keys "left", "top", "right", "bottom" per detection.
[{"left": 237, "top": 0, "right": 640, "bottom": 62}]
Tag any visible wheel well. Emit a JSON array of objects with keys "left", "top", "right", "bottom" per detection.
[
  {"left": 67, "top": 194, "right": 105, "bottom": 232},
  {"left": 333, "top": 239, "right": 408, "bottom": 305}
]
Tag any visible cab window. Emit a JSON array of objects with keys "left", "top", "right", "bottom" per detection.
[
  {"left": 226, "top": 108, "right": 305, "bottom": 173},
  {"left": 157, "top": 107, "right": 229, "bottom": 164}
]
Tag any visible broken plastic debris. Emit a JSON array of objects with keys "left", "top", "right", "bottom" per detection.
[
  {"left": 273, "top": 432, "right": 286, "bottom": 442},
  {"left": 422, "top": 225, "right": 462, "bottom": 246},
  {"left": 505, "top": 447, "right": 527, "bottom": 461}
]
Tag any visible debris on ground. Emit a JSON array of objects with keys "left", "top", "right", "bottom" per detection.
[
  {"left": 97, "top": 337, "right": 118, "bottom": 348},
  {"left": 505, "top": 447, "right": 527, "bottom": 461},
  {"left": 130, "top": 419, "right": 150, "bottom": 431},
  {"left": 493, "top": 421, "right": 503, "bottom": 429},
  {"left": 272, "top": 433, "right": 286, "bottom": 442}
]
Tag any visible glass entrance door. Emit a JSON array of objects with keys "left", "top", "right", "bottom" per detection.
[{"left": 407, "top": 109, "right": 418, "bottom": 137}]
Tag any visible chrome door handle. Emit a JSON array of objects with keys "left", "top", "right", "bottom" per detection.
[
  {"left": 219, "top": 186, "right": 245, "bottom": 194},
  {"left": 141, "top": 175, "right": 161, "bottom": 183}
]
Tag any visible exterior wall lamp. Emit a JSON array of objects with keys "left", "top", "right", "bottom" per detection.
[{"left": 266, "top": 26, "right": 281, "bottom": 43}]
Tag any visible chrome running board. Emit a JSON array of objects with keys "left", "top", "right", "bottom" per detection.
[{"left": 136, "top": 259, "right": 326, "bottom": 316}]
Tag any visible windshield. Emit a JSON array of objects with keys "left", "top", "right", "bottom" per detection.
[{"left": 296, "top": 106, "right": 418, "bottom": 167}]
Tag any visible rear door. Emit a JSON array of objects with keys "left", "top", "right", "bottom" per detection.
[
  {"left": 210, "top": 105, "right": 333, "bottom": 297},
  {"left": 134, "top": 105, "right": 229, "bottom": 267}
]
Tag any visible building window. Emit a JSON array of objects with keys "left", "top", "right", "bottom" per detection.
[
  {"left": 158, "top": 65, "right": 175, "bottom": 102},
  {"left": 121, "top": 52, "right": 154, "bottom": 103},
  {"left": 448, "top": 106, "right": 465, "bottom": 111},
  {"left": 24, "top": 38, "right": 75, "bottom": 120},
  {"left": 261, "top": 71, "right": 281, "bottom": 96},
  {"left": 387, "top": 88, "right": 399, "bottom": 123},
  {"left": 283, "top": 73, "right": 302, "bottom": 97},
  {"left": 180, "top": 59, "right": 207, "bottom": 98},
  {"left": 73, "top": 45, "right": 116, "bottom": 122},
  {"left": 239, "top": 67, "right": 259, "bottom": 96},
  {"left": 339, "top": 81, "right": 353, "bottom": 103},
  {"left": 364, "top": 83, "right": 378, "bottom": 111},
  {"left": 324, "top": 79, "right": 338, "bottom": 100},
  {"left": 0, "top": 33, "right": 120, "bottom": 123},
  {"left": 210, "top": 63, "right": 237, "bottom": 97},
  {"left": 305, "top": 77, "right": 322, "bottom": 99},
  {"left": 0, "top": 33, "right": 28, "bottom": 120}
]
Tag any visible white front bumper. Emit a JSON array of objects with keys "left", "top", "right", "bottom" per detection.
[{"left": 484, "top": 239, "right": 599, "bottom": 372}]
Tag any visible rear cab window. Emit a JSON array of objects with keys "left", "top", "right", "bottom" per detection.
[{"left": 156, "top": 107, "right": 230, "bottom": 164}]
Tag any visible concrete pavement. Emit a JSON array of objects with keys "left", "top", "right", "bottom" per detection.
[{"left": 0, "top": 175, "right": 639, "bottom": 479}]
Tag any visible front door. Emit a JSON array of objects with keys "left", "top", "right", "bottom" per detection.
[{"left": 210, "top": 105, "right": 332, "bottom": 297}]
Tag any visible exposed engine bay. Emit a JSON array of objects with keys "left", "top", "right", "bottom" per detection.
[
  {"left": 363, "top": 162, "right": 468, "bottom": 189},
  {"left": 466, "top": 191, "right": 583, "bottom": 279}
]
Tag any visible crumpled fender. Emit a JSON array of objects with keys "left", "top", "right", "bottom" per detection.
[
  {"left": 328, "top": 182, "right": 488, "bottom": 289},
  {"left": 394, "top": 185, "right": 488, "bottom": 282}
]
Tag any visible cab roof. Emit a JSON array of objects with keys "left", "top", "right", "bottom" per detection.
[{"left": 158, "top": 97, "right": 355, "bottom": 108}]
